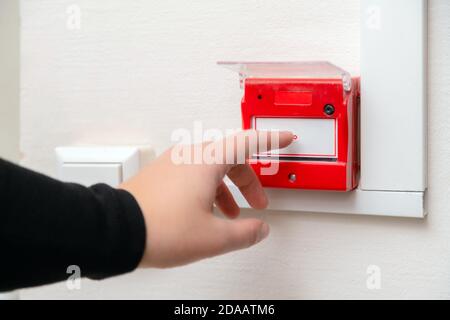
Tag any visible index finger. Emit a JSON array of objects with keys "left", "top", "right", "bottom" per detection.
[
  {"left": 213, "top": 130, "right": 294, "bottom": 208},
  {"left": 215, "top": 130, "right": 294, "bottom": 174}
]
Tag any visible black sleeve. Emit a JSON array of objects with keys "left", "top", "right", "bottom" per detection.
[{"left": 0, "top": 158, "right": 146, "bottom": 292}]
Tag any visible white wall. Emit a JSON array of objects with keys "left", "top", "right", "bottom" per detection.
[
  {"left": 0, "top": 0, "right": 20, "bottom": 301},
  {"left": 0, "top": 0, "right": 20, "bottom": 163},
  {"left": 20, "top": 0, "right": 450, "bottom": 299}
]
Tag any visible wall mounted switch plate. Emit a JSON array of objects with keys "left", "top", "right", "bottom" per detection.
[{"left": 55, "top": 146, "right": 154, "bottom": 187}]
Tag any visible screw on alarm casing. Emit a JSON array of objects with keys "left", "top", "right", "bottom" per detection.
[
  {"left": 324, "top": 104, "right": 335, "bottom": 116},
  {"left": 288, "top": 173, "right": 297, "bottom": 183}
]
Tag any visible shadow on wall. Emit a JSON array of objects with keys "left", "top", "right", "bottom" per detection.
[{"left": 225, "top": 207, "right": 430, "bottom": 298}]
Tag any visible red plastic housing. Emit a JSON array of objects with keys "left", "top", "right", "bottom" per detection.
[{"left": 242, "top": 77, "right": 360, "bottom": 191}]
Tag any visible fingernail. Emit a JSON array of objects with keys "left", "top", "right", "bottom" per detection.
[
  {"left": 257, "top": 223, "right": 270, "bottom": 242},
  {"left": 280, "top": 131, "right": 294, "bottom": 138}
]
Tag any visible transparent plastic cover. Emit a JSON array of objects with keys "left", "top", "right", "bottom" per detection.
[{"left": 218, "top": 61, "right": 352, "bottom": 91}]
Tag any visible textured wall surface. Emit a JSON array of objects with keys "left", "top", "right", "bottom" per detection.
[
  {"left": 20, "top": 0, "right": 450, "bottom": 299},
  {"left": 0, "top": 0, "right": 20, "bottom": 162}
]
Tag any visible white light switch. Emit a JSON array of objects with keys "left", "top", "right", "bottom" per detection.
[
  {"left": 60, "top": 163, "right": 122, "bottom": 187},
  {"left": 55, "top": 146, "right": 142, "bottom": 187},
  {"left": 252, "top": 117, "right": 336, "bottom": 157}
]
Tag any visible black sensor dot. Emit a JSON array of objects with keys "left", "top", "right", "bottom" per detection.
[{"left": 324, "top": 104, "right": 335, "bottom": 116}]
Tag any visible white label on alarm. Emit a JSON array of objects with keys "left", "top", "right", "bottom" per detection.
[{"left": 253, "top": 117, "right": 336, "bottom": 157}]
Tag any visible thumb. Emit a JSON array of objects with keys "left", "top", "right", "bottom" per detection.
[{"left": 216, "top": 218, "right": 270, "bottom": 253}]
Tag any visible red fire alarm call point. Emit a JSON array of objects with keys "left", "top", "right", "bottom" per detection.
[{"left": 219, "top": 61, "right": 360, "bottom": 191}]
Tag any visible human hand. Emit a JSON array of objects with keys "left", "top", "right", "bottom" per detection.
[{"left": 119, "top": 130, "right": 294, "bottom": 268}]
